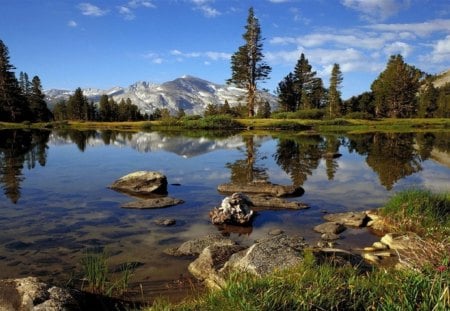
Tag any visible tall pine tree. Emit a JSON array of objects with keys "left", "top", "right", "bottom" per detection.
[
  {"left": 328, "top": 63, "right": 343, "bottom": 118},
  {"left": 29, "top": 76, "right": 52, "bottom": 122},
  {"left": 228, "top": 7, "right": 271, "bottom": 117}
]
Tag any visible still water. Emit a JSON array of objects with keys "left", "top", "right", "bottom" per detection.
[{"left": 0, "top": 129, "right": 449, "bottom": 300}]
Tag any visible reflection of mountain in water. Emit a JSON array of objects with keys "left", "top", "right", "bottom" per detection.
[{"left": 49, "top": 131, "right": 269, "bottom": 158}]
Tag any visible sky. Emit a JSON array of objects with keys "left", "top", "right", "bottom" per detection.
[{"left": 1, "top": 0, "right": 450, "bottom": 99}]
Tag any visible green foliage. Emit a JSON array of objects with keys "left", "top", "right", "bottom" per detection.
[
  {"left": 272, "top": 108, "right": 325, "bottom": 120},
  {"left": 371, "top": 54, "right": 423, "bottom": 118},
  {"left": 328, "top": 63, "right": 343, "bottom": 118},
  {"left": 343, "top": 111, "right": 374, "bottom": 120},
  {"left": 276, "top": 72, "right": 297, "bottom": 112},
  {"left": 148, "top": 250, "right": 449, "bottom": 311},
  {"left": 183, "top": 114, "right": 243, "bottom": 130},
  {"left": 380, "top": 189, "right": 450, "bottom": 238}
]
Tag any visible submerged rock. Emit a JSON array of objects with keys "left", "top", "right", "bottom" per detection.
[
  {"left": 323, "top": 211, "right": 369, "bottom": 227},
  {"left": 217, "top": 182, "right": 304, "bottom": 197},
  {"left": 248, "top": 195, "right": 309, "bottom": 210},
  {"left": 121, "top": 197, "right": 183, "bottom": 209},
  {"left": 164, "top": 234, "right": 237, "bottom": 257},
  {"left": 209, "top": 193, "right": 254, "bottom": 225},
  {"left": 109, "top": 171, "right": 168, "bottom": 196}
]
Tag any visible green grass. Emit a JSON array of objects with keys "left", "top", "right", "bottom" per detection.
[
  {"left": 380, "top": 189, "right": 450, "bottom": 239},
  {"left": 147, "top": 251, "right": 449, "bottom": 311}
]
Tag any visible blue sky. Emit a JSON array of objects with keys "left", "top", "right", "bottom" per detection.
[{"left": 1, "top": 0, "right": 450, "bottom": 99}]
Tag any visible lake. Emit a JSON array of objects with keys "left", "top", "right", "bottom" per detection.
[{"left": 0, "top": 129, "right": 449, "bottom": 301}]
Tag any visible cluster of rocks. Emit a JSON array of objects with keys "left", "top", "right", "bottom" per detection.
[
  {"left": 313, "top": 211, "right": 371, "bottom": 243},
  {"left": 109, "top": 171, "right": 184, "bottom": 210}
]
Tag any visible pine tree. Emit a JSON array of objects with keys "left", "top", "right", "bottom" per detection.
[
  {"left": 371, "top": 55, "right": 423, "bottom": 118},
  {"left": 29, "top": 76, "right": 51, "bottom": 122},
  {"left": 67, "top": 87, "right": 88, "bottom": 120},
  {"left": 328, "top": 63, "right": 343, "bottom": 118},
  {"left": 228, "top": 7, "right": 271, "bottom": 117},
  {"left": 293, "top": 53, "right": 320, "bottom": 110},
  {"left": 277, "top": 73, "right": 297, "bottom": 112},
  {"left": 0, "top": 40, "right": 30, "bottom": 121},
  {"left": 418, "top": 79, "right": 438, "bottom": 118}
]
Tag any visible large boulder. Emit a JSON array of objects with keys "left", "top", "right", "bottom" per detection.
[
  {"left": 0, "top": 277, "right": 78, "bottom": 311},
  {"left": 218, "top": 182, "right": 304, "bottom": 197},
  {"left": 164, "top": 234, "right": 237, "bottom": 257},
  {"left": 109, "top": 171, "right": 168, "bottom": 196},
  {"left": 313, "top": 222, "right": 346, "bottom": 235},
  {"left": 209, "top": 193, "right": 254, "bottom": 225},
  {"left": 221, "top": 233, "right": 308, "bottom": 277}
]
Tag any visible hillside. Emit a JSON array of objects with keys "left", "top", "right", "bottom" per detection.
[
  {"left": 432, "top": 69, "right": 450, "bottom": 88},
  {"left": 45, "top": 76, "right": 277, "bottom": 115}
]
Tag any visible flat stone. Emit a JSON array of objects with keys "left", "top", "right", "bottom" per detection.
[
  {"left": 380, "top": 233, "right": 410, "bottom": 250},
  {"left": 248, "top": 195, "right": 309, "bottom": 210},
  {"left": 164, "top": 234, "right": 236, "bottom": 257},
  {"left": 268, "top": 229, "right": 284, "bottom": 236},
  {"left": 363, "top": 253, "right": 380, "bottom": 263},
  {"left": 372, "top": 242, "right": 388, "bottom": 250},
  {"left": 323, "top": 211, "right": 369, "bottom": 227},
  {"left": 110, "top": 171, "right": 168, "bottom": 196},
  {"left": 121, "top": 197, "right": 184, "bottom": 209},
  {"left": 313, "top": 222, "right": 346, "bottom": 234},
  {"left": 218, "top": 182, "right": 304, "bottom": 198}
]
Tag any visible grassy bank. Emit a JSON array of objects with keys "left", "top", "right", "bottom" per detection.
[
  {"left": 146, "top": 189, "right": 449, "bottom": 310},
  {"left": 1, "top": 118, "right": 449, "bottom": 133}
]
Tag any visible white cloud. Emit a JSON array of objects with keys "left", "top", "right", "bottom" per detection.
[
  {"left": 190, "top": 0, "right": 220, "bottom": 17},
  {"left": 366, "top": 19, "right": 450, "bottom": 37},
  {"left": 118, "top": 6, "right": 135, "bottom": 20},
  {"left": 341, "top": 0, "right": 410, "bottom": 22},
  {"left": 127, "top": 0, "right": 155, "bottom": 8},
  {"left": 143, "top": 52, "right": 163, "bottom": 64},
  {"left": 170, "top": 49, "right": 231, "bottom": 61},
  {"left": 383, "top": 41, "right": 413, "bottom": 57},
  {"left": 68, "top": 20, "right": 78, "bottom": 27},
  {"left": 78, "top": 3, "right": 108, "bottom": 16},
  {"left": 118, "top": 0, "right": 156, "bottom": 20},
  {"left": 428, "top": 35, "right": 450, "bottom": 63}
]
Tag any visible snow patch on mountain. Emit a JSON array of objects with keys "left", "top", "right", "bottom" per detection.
[{"left": 45, "top": 75, "right": 277, "bottom": 115}]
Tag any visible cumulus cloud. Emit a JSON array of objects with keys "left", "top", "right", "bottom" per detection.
[
  {"left": 366, "top": 19, "right": 450, "bottom": 37},
  {"left": 383, "top": 41, "right": 413, "bottom": 57},
  {"left": 143, "top": 52, "right": 163, "bottom": 64},
  {"left": 78, "top": 3, "right": 108, "bottom": 16},
  {"left": 190, "top": 0, "right": 221, "bottom": 17},
  {"left": 428, "top": 35, "right": 450, "bottom": 63},
  {"left": 118, "top": 0, "right": 156, "bottom": 20},
  {"left": 341, "top": 0, "right": 410, "bottom": 21}
]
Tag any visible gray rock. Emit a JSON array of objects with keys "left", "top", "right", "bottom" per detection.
[
  {"left": 321, "top": 232, "right": 341, "bottom": 241},
  {"left": 209, "top": 193, "right": 254, "bottom": 225},
  {"left": 188, "top": 244, "right": 247, "bottom": 289},
  {"left": 154, "top": 218, "right": 176, "bottom": 226},
  {"left": 268, "top": 229, "right": 284, "bottom": 236},
  {"left": 323, "top": 211, "right": 369, "bottom": 227},
  {"left": 221, "top": 233, "right": 308, "bottom": 277},
  {"left": 121, "top": 197, "right": 184, "bottom": 209},
  {"left": 110, "top": 171, "right": 168, "bottom": 196},
  {"left": 313, "top": 222, "right": 346, "bottom": 234},
  {"left": 248, "top": 195, "right": 309, "bottom": 210},
  {"left": 0, "top": 277, "right": 78, "bottom": 311},
  {"left": 218, "top": 182, "right": 304, "bottom": 197},
  {"left": 164, "top": 234, "right": 236, "bottom": 257}
]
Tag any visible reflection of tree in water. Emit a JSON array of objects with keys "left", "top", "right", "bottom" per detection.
[
  {"left": 0, "top": 130, "right": 50, "bottom": 203},
  {"left": 226, "top": 135, "right": 268, "bottom": 185},
  {"left": 274, "top": 135, "right": 324, "bottom": 186},
  {"left": 54, "top": 130, "right": 98, "bottom": 151},
  {"left": 348, "top": 133, "right": 422, "bottom": 190},
  {"left": 324, "top": 135, "right": 342, "bottom": 180}
]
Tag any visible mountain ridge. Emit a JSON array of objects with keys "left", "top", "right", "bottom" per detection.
[{"left": 45, "top": 76, "right": 277, "bottom": 115}]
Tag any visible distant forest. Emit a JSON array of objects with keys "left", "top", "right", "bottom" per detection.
[{"left": 1, "top": 36, "right": 449, "bottom": 123}]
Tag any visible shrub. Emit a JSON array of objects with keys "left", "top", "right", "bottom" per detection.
[
  {"left": 272, "top": 109, "right": 325, "bottom": 120},
  {"left": 344, "top": 112, "right": 374, "bottom": 120}
]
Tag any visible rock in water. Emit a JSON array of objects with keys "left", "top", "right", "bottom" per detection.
[
  {"left": 109, "top": 171, "right": 167, "bottom": 196},
  {"left": 209, "top": 193, "right": 254, "bottom": 225}
]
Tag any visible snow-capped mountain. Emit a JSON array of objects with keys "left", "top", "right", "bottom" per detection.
[{"left": 45, "top": 75, "right": 277, "bottom": 115}]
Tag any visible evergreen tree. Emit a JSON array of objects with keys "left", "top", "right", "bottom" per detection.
[
  {"left": 67, "top": 87, "right": 88, "bottom": 120},
  {"left": 256, "top": 100, "right": 271, "bottom": 118},
  {"left": 276, "top": 73, "right": 297, "bottom": 112},
  {"left": 435, "top": 83, "right": 450, "bottom": 118},
  {"left": 371, "top": 55, "right": 423, "bottom": 118},
  {"left": 293, "top": 53, "right": 320, "bottom": 110},
  {"left": 204, "top": 103, "right": 218, "bottom": 116},
  {"left": 18, "top": 72, "right": 31, "bottom": 96},
  {"left": 98, "top": 94, "right": 111, "bottom": 121},
  {"left": 0, "top": 40, "right": 30, "bottom": 121},
  {"left": 52, "top": 100, "right": 68, "bottom": 120},
  {"left": 418, "top": 79, "right": 438, "bottom": 118},
  {"left": 28, "top": 76, "right": 52, "bottom": 122},
  {"left": 328, "top": 63, "right": 343, "bottom": 118},
  {"left": 228, "top": 7, "right": 271, "bottom": 117}
]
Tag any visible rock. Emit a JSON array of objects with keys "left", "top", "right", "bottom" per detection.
[
  {"left": 154, "top": 218, "right": 176, "bottom": 226},
  {"left": 248, "top": 195, "right": 309, "bottom": 210},
  {"left": 209, "top": 193, "right": 254, "bottom": 225},
  {"left": 321, "top": 233, "right": 340, "bottom": 241},
  {"left": 268, "top": 229, "right": 284, "bottom": 236},
  {"left": 0, "top": 277, "right": 78, "bottom": 311},
  {"left": 188, "top": 244, "right": 247, "bottom": 289},
  {"left": 217, "top": 182, "right": 304, "bottom": 197},
  {"left": 313, "top": 222, "right": 346, "bottom": 234},
  {"left": 221, "top": 234, "right": 308, "bottom": 277},
  {"left": 164, "top": 234, "right": 236, "bottom": 257},
  {"left": 323, "top": 211, "right": 369, "bottom": 227},
  {"left": 380, "top": 233, "right": 410, "bottom": 250},
  {"left": 362, "top": 253, "right": 380, "bottom": 264},
  {"left": 314, "top": 248, "right": 372, "bottom": 271},
  {"left": 110, "top": 171, "right": 168, "bottom": 196},
  {"left": 372, "top": 242, "right": 388, "bottom": 250},
  {"left": 121, "top": 197, "right": 184, "bottom": 209}
]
